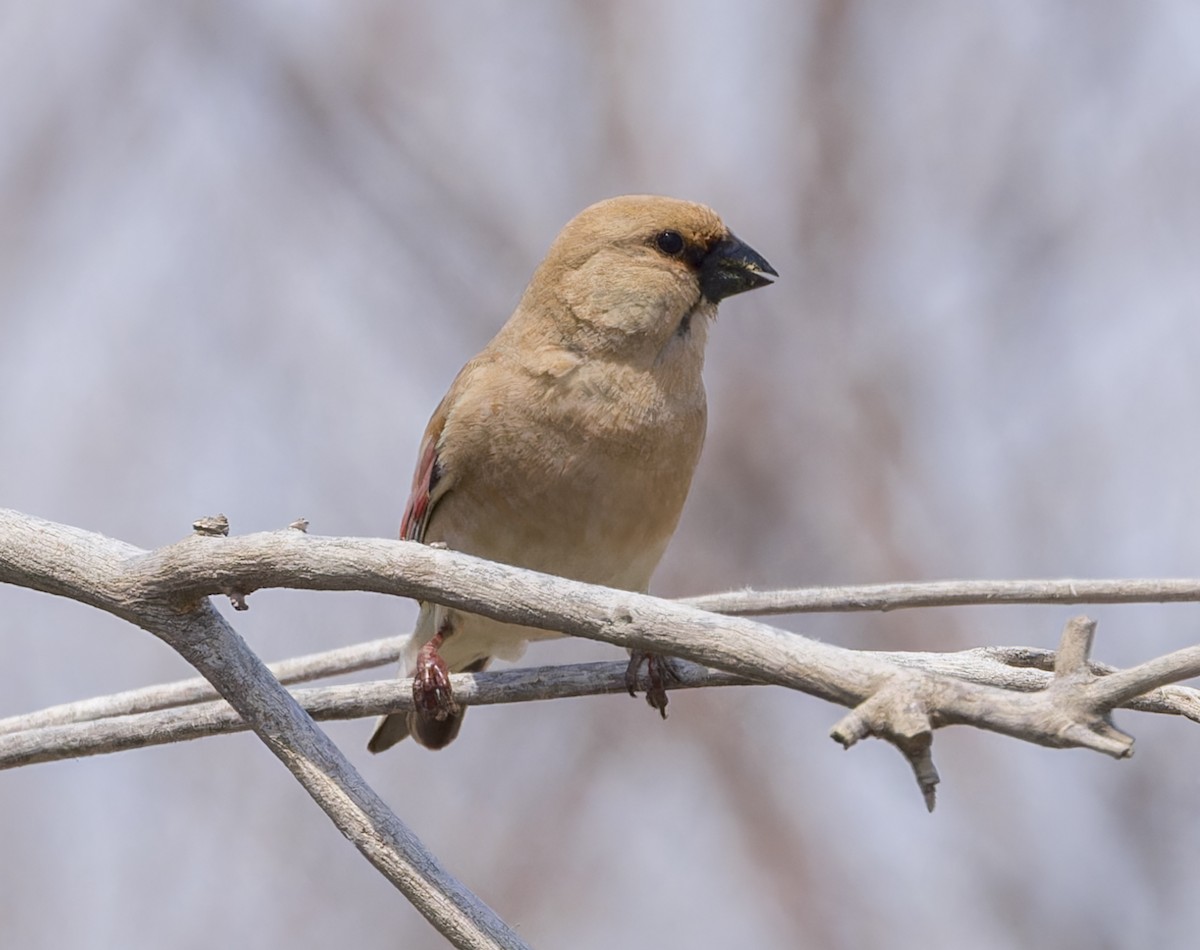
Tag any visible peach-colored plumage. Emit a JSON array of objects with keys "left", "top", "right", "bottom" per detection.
[{"left": 369, "top": 195, "right": 775, "bottom": 751}]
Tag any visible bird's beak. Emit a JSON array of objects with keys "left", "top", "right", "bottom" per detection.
[{"left": 699, "top": 234, "right": 778, "bottom": 303}]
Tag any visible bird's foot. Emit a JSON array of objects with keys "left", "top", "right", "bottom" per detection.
[
  {"left": 625, "top": 651, "right": 681, "bottom": 719},
  {"left": 413, "top": 635, "right": 459, "bottom": 722}
]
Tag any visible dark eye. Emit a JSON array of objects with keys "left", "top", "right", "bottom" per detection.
[{"left": 655, "top": 230, "right": 685, "bottom": 257}]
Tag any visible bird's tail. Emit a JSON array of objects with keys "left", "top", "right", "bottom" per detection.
[
  {"left": 366, "top": 656, "right": 489, "bottom": 752},
  {"left": 366, "top": 708, "right": 462, "bottom": 752},
  {"left": 366, "top": 711, "right": 413, "bottom": 752}
]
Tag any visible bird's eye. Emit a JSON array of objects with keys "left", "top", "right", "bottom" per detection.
[{"left": 655, "top": 230, "right": 685, "bottom": 257}]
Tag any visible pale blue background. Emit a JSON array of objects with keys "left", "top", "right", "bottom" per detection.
[{"left": 3, "top": 3, "right": 1200, "bottom": 948}]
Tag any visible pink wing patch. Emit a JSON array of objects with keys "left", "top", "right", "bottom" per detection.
[{"left": 400, "top": 435, "right": 441, "bottom": 542}]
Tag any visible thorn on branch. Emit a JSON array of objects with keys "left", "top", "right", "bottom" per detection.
[
  {"left": 909, "top": 744, "right": 940, "bottom": 813},
  {"left": 829, "top": 678, "right": 940, "bottom": 811},
  {"left": 1044, "top": 616, "right": 1135, "bottom": 758},
  {"left": 224, "top": 588, "right": 250, "bottom": 611},
  {"left": 1053, "top": 615, "right": 1097, "bottom": 677},
  {"left": 1057, "top": 718, "right": 1133, "bottom": 758},
  {"left": 192, "top": 514, "right": 230, "bottom": 537}
]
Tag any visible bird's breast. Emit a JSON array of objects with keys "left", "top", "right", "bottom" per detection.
[{"left": 429, "top": 361, "right": 706, "bottom": 591}]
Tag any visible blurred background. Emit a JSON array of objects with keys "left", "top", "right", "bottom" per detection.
[{"left": 3, "top": 2, "right": 1200, "bottom": 947}]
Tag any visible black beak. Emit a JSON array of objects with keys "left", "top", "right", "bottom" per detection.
[{"left": 699, "top": 233, "right": 778, "bottom": 303}]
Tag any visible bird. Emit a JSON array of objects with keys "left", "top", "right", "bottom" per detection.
[{"left": 368, "top": 194, "right": 775, "bottom": 752}]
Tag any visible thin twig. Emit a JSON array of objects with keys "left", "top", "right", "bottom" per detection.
[
  {"left": 4, "top": 650, "right": 1200, "bottom": 770},
  {"left": 0, "top": 661, "right": 753, "bottom": 768},
  {"left": 0, "top": 636, "right": 404, "bottom": 735},
  {"left": 683, "top": 579, "right": 1200, "bottom": 614}
]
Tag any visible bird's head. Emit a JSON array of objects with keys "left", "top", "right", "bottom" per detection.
[{"left": 516, "top": 195, "right": 776, "bottom": 366}]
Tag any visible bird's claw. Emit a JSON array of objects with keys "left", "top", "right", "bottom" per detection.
[
  {"left": 625, "top": 651, "right": 681, "bottom": 719},
  {"left": 413, "top": 641, "right": 459, "bottom": 722}
]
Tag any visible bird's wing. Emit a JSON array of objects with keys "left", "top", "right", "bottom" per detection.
[
  {"left": 400, "top": 405, "right": 448, "bottom": 543},
  {"left": 400, "top": 431, "right": 441, "bottom": 541},
  {"left": 399, "top": 355, "right": 495, "bottom": 543}
]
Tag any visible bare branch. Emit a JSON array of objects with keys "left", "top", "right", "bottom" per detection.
[
  {"left": 684, "top": 578, "right": 1200, "bottom": 615},
  {"left": 4, "top": 505, "right": 1200, "bottom": 815},
  {"left": 0, "top": 661, "right": 755, "bottom": 768},
  {"left": 0, "top": 509, "right": 526, "bottom": 950},
  {"left": 1083, "top": 645, "right": 1200, "bottom": 709},
  {"left": 878, "top": 647, "right": 1200, "bottom": 722},
  {"left": 832, "top": 615, "right": 1153, "bottom": 807},
  {"left": 10, "top": 637, "right": 1200, "bottom": 749},
  {"left": 7, "top": 648, "right": 1200, "bottom": 771},
  {"left": 0, "top": 636, "right": 404, "bottom": 735},
  {"left": 122, "top": 531, "right": 1200, "bottom": 736}
]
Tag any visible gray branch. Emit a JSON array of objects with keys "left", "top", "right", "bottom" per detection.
[
  {"left": 0, "top": 509, "right": 526, "bottom": 950},
  {"left": 3, "top": 650, "right": 1198, "bottom": 771},
  {"left": 0, "top": 661, "right": 755, "bottom": 767},
  {"left": 0, "top": 635, "right": 405, "bottom": 735},
  {"left": 683, "top": 578, "right": 1200, "bottom": 614},
  {"left": 3, "top": 506, "right": 1200, "bottom": 929}
]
